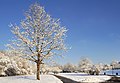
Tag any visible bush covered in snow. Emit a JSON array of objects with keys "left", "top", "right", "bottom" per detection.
[
  {"left": 0, "top": 52, "right": 62, "bottom": 76},
  {"left": 0, "top": 52, "right": 34, "bottom": 76},
  {"left": 40, "top": 64, "right": 62, "bottom": 74},
  {"left": 62, "top": 63, "right": 76, "bottom": 73},
  {"left": 78, "top": 58, "right": 93, "bottom": 73}
]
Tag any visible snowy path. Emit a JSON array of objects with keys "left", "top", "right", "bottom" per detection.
[
  {"left": 54, "top": 75, "right": 78, "bottom": 83},
  {"left": 0, "top": 75, "right": 63, "bottom": 83}
]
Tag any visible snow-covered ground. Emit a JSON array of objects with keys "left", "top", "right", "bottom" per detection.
[
  {"left": 0, "top": 75, "right": 63, "bottom": 83},
  {"left": 57, "top": 73, "right": 111, "bottom": 82}
]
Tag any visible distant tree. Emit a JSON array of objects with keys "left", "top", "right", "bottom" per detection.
[
  {"left": 111, "top": 60, "right": 120, "bottom": 69},
  {"left": 7, "top": 3, "right": 67, "bottom": 80},
  {"left": 110, "top": 60, "right": 118, "bottom": 69},
  {"left": 62, "top": 63, "right": 76, "bottom": 73},
  {"left": 103, "top": 64, "right": 111, "bottom": 70},
  {"left": 0, "top": 50, "right": 6, "bottom": 54},
  {"left": 78, "top": 57, "right": 93, "bottom": 73},
  {"left": 93, "top": 63, "right": 104, "bottom": 75}
]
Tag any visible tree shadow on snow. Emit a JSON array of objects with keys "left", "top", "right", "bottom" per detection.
[{"left": 15, "top": 75, "right": 36, "bottom": 80}]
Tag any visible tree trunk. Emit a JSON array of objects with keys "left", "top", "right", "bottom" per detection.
[{"left": 37, "top": 62, "right": 40, "bottom": 80}]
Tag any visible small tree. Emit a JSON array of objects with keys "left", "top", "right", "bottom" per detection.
[
  {"left": 111, "top": 60, "right": 118, "bottom": 69},
  {"left": 78, "top": 57, "right": 93, "bottom": 73},
  {"left": 62, "top": 63, "right": 76, "bottom": 73},
  {"left": 7, "top": 3, "right": 67, "bottom": 80},
  {"left": 93, "top": 63, "right": 104, "bottom": 75}
]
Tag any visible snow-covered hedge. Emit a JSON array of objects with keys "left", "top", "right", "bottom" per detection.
[{"left": 0, "top": 52, "right": 34, "bottom": 76}]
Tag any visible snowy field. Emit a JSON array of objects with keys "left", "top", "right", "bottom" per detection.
[
  {"left": 0, "top": 75, "right": 63, "bottom": 83},
  {"left": 57, "top": 73, "right": 112, "bottom": 82}
]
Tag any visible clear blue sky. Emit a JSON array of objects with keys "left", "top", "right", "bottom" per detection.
[{"left": 0, "top": 0, "right": 120, "bottom": 65}]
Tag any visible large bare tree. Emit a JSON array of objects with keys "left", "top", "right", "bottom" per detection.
[{"left": 7, "top": 3, "right": 67, "bottom": 80}]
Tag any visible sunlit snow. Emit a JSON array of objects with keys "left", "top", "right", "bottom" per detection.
[
  {"left": 0, "top": 75, "right": 63, "bottom": 83},
  {"left": 57, "top": 73, "right": 111, "bottom": 82}
]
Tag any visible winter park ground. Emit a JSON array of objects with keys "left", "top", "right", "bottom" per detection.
[
  {"left": 0, "top": 73, "right": 120, "bottom": 83},
  {"left": 0, "top": 75, "right": 63, "bottom": 83},
  {"left": 55, "top": 73, "right": 120, "bottom": 83}
]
